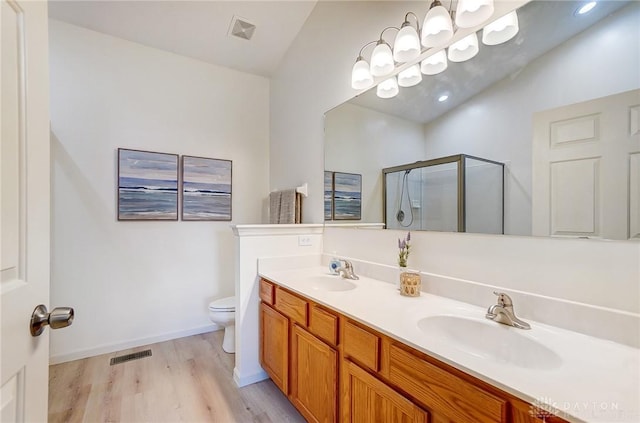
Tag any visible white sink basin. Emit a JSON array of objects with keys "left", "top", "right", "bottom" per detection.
[
  {"left": 417, "top": 315, "right": 562, "bottom": 370},
  {"left": 306, "top": 275, "right": 357, "bottom": 292}
]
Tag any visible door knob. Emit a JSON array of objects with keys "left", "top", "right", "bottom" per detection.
[{"left": 30, "top": 304, "right": 74, "bottom": 336}]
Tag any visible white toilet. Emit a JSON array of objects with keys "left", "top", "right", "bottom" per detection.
[{"left": 208, "top": 296, "right": 236, "bottom": 353}]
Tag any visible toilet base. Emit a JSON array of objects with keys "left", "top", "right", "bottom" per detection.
[{"left": 222, "top": 325, "right": 235, "bottom": 353}]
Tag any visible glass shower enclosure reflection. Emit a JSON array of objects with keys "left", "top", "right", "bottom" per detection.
[{"left": 383, "top": 155, "right": 504, "bottom": 233}]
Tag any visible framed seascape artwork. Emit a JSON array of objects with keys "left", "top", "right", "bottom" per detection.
[
  {"left": 117, "top": 149, "right": 179, "bottom": 221},
  {"left": 324, "top": 171, "right": 334, "bottom": 220},
  {"left": 181, "top": 155, "right": 232, "bottom": 221},
  {"left": 333, "top": 172, "right": 362, "bottom": 220}
]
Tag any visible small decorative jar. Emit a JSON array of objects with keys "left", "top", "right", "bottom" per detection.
[{"left": 399, "top": 270, "right": 421, "bottom": 297}]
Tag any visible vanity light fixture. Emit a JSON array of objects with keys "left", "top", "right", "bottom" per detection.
[
  {"left": 370, "top": 41, "right": 395, "bottom": 77},
  {"left": 576, "top": 1, "right": 597, "bottom": 15},
  {"left": 394, "top": 13, "right": 421, "bottom": 63},
  {"left": 398, "top": 64, "right": 422, "bottom": 87},
  {"left": 448, "top": 32, "right": 479, "bottom": 62},
  {"left": 351, "top": 56, "right": 375, "bottom": 90},
  {"left": 370, "top": 27, "right": 399, "bottom": 77},
  {"left": 421, "top": 0, "right": 454, "bottom": 48},
  {"left": 351, "top": 0, "right": 519, "bottom": 98},
  {"left": 482, "top": 11, "right": 519, "bottom": 45},
  {"left": 377, "top": 77, "right": 399, "bottom": 99},
  {"left": 455, "top": 0, "right": 495, "bottom": 28},
  {"left": 421, "top": 49, "right": 448, "bottom": 75},
  {"left": 350, "top": 26, "right": 400, "bottom": 92},
  {"left": 351, "top": 40, "right": 377, "bottom": 90}
]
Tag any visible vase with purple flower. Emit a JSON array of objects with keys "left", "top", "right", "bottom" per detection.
[{"left": 397, "top": 232, "right": 420, "bottom": 296}]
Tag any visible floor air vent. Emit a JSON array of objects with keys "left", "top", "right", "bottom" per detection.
[{"left": 110, "top": 349, "right": 152, "bottom": 365}]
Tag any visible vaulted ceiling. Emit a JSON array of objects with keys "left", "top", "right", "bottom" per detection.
[{"left": 48, "top": 0, "right": 319, "bottom": 77}]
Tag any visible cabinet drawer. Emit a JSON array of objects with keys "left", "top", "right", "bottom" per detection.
[
  {"left": 388, "top": 344, "right": 506, "bottom": 423},
  {"left": 259, "top": 279, "right": 275, "bottom": 304},
  {"left": 309, "top": 305, "right": 338, "bottom": 346},
  {"left": 275, "top": 288, "right": 308, "bottom": 326},
  {"left": 343, "top": 320, "right": 380, "bottom": 372}
]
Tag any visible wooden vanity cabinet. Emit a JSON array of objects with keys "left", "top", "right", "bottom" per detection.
[
  {"left": 259, "top": 278, "right": 568, "bottom": 423},
  {"left": 342, "top": 359, "right": 428, "bottom": 423},
  {"left": 260, "top": 279, "right": 339, "bottom": 423},
  {"left": 385, "top": 342, "right": 506, "bottom": 423},
  {"left": 509, "top": 397, "right": 567, "bottom": 423},
  {"left": 291, "top": 324, "right": 338, "bottom": 423},
  {"left": 259, "top": 302, "right": 289, "bottom": 393}
]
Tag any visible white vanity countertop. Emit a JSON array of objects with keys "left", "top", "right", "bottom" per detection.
[{"left": 259, "top": 267, "right": 640, "bottom": 423}]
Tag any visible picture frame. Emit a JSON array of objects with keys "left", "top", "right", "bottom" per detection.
[
  {"left": 117, "top": 148, "right": 179, "bottom": 221},
  {"left": 181, "top": 155, "right": 232, "bottom": 221},
  {"left": 324, "top": 171, "right": 334, "bottom": 221},
  {"left": 333, "top": 172, "right": 362, "bottom": 220}
]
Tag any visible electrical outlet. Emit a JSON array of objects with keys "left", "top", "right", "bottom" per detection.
[{"left": 298, "top": 235, "right": 312, "bottom": 246}]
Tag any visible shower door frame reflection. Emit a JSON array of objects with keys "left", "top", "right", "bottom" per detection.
[{"left": 382, "top": 154, "right": 505, "bottom": 233}]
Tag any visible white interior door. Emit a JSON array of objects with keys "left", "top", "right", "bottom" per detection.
[
  {"left": 532, "top": 89, "right": 640, "bottom": 240},
  {"left": 1, "top": 0, "right": 51, "bottom": 421}
]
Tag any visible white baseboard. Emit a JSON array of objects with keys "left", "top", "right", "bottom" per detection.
[
  {"left": 49, "top": 324, "right": 220, "bottom": 365},
  {"left": 233, "top": 367, "right": 269, "bottom": 387}
]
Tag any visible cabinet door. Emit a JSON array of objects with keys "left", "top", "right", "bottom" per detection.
[
  {"left": 291, "top": 325, "right": 338, "bottom": 423},
  {"left": 511, "top": 397, "right": 567, "bottom": 423},
  {"left": 343, "top": 360, "right": 428, "bottom": 423},
  {"left": 260, "top": 303, "right": 289, "bottom": 393}
]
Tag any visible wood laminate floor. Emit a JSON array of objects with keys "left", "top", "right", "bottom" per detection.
[{"left": 48, "top": 331, "right": 305, "bottom": 423}]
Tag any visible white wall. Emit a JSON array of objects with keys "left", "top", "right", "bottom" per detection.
[
  {"left": 270, "top": 1, "right": 432, "bottom": 223},
  {"left": 323, "top": 227, "right": 640, "bottom": 346},
  {"left": 422, "top": 3, "right": 640, "bottom": 235},
  {"left": 326, "top": 228, "right": 639, "bottom": 313},
  {"left": 49, "top": 20, "right": 270, "bottom": 362},
  {"left": 325, "top": 103, "right": 425, "bottom": 223},
  {"left": 232, "top": 225, "right": 323, "bottom": 387}
]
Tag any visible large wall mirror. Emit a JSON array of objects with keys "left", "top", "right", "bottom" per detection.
[{"left": 324, "top": 0, "right": 640, "bottom": 240}]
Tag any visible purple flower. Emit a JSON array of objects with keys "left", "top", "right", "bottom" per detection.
[{"left": 407, "top": 232, "right": 411, "bottom": 242}]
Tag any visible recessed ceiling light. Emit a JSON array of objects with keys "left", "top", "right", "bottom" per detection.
[
  {"left": 576, "top": 1, "right": 597, "bottom": 15},
  {"left": 438, "top": 94, "right": 449, "bottom": 102}
]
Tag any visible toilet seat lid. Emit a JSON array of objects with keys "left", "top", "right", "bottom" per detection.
[{"left": 209, "top": 296, "right": 235, "bottom": 311}]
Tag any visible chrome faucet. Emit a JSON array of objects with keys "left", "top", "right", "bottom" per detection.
[
  {"left": 336, "top": 259, "right": 359, "bottom": 280},
  {"left": 486, "top": 291, "right": 530, "bottom": 330}
]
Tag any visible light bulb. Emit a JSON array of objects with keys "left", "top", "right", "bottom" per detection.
[
  {"left": 351, "top": 58, "right": 374, "bottom": 90},
  {"left": 447, "top": 33, "right": 479, "bottom": 62},
  {"left": 370, "top": 42, "right": 394, "bottom": 77},
  {"left": 377, "top": 77, "right": 399, "bottom": 99},
  {"left": 394, "top": 24, "right": 421, "bottom": 63},
  {"left": 421, "top": 4, "right": 454, "bottom": 48},
  {"left": 420, "top": 50, "right": 448, "bottom": 75},
  {"left": 398, "top": 64, "right": 422, "bottom": 88},
  {"left": 482, "top": 11, "right": 519, "bottom": 45},
  {"left": 455, "top": 0, "right": 494, "bottom": 28}
]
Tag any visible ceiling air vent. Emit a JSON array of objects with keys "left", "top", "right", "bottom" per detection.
[{"left": 228, "top": 15, "right": 256, "bottom": 41}]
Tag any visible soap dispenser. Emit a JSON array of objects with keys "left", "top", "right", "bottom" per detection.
[{"left": 329, "top": 253, "right": 341, "bottom": 275}]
